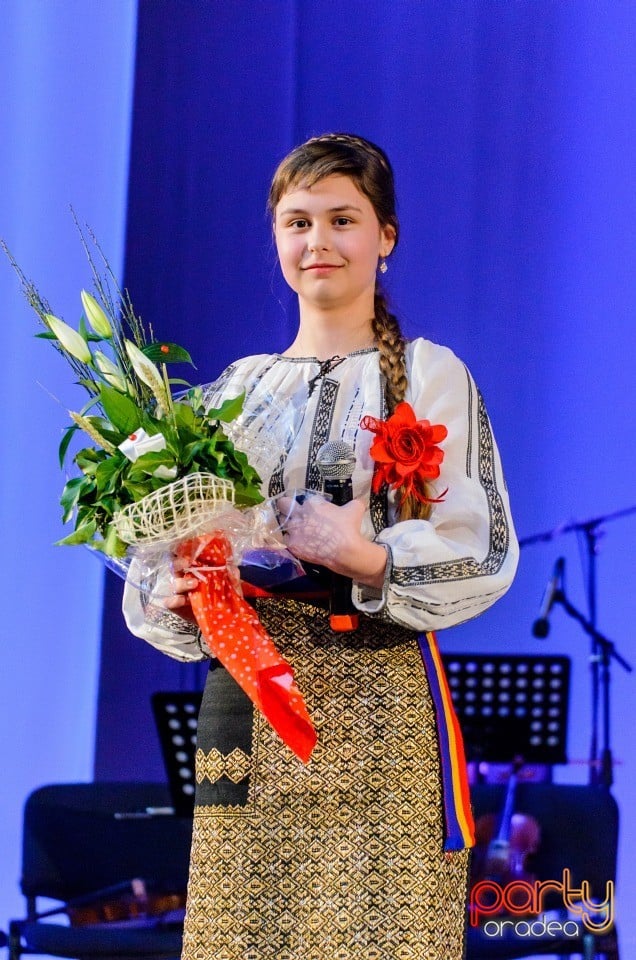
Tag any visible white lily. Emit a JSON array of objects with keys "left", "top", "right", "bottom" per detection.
[
  {"left": 80, "top": 290, "right": 113, "bottom": 338},
  {"left": 45, "top": 313, "right": 92, "bottom": 364},
  {"left": 152, "top": 464, "right": 179, "bottom": 480},
  {"left": 94, "top": 350, "right": 128, "bottom": 392}
]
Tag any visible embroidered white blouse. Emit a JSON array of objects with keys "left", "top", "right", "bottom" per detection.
[{"left": 123, "top": 338, "right": 519, "bottom": 659}]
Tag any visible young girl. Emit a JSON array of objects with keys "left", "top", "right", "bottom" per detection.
[{"left": 124, "top": 133, "right": 518, "bottom": 960}]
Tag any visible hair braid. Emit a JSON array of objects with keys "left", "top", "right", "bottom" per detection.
[
  {"left": 372, "top": 286, "right": 433, "bottom": 521},
  {"left": 371, "top": 288, "right": 408, "bottom": 415}
]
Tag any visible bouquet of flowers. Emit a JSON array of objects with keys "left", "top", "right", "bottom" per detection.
[{"left": 3, "top": 227, "right": 316, "bottom": 762}]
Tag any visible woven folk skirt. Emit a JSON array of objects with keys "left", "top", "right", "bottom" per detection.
[{"left": 181, "top": 599, "right": 469, "bottom": 960}]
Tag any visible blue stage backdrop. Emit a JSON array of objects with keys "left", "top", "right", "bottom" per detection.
[
  {"left": 0, "top": 0, "right": 137, "bottom": 927},
  {"left": 88, "top": 0, "right": 634, "bottom": 945}
]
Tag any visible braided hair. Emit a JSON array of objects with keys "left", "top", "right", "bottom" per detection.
[{"left": 268, "top": 133, "right": 431, "bottom": 520}]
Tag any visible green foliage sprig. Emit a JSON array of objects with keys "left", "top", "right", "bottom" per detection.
[{"left": 2, "top": 220, "right": 262, "bottom": 558}]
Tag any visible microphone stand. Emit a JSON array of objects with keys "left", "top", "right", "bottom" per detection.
[
  {"left": 550, "top": 584, "right": 632, "bottom": 788},
  {"left": 520, "top": 504, "right": 636, "bottom": 787}
]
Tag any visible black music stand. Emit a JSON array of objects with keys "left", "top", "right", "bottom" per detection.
[
  {"left": 441, "top": 654, "right": 570, "bottom": 767},
  {"left": 151, "top": 692, "right": 203, "bottom": 816}
]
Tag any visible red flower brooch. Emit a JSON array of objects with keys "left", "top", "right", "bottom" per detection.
[{"left": 361, "top": 402, "right": 448, "bottom": 505}]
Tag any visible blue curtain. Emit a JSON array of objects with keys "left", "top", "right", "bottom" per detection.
[
  {"left": 0, "top": 0, "right": 137, "bottom": 925},
  {"left": 96, "top": 1, "right": 636, "bottom": 936}
]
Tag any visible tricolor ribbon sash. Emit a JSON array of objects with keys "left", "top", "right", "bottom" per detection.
[
  {"left": 177, "top": 533, "right": 317, "bottom": 763},
  {"left": 417, "top": 631, "right": 475, "bottom": 851}
]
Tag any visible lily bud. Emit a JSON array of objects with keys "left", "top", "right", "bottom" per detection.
[
  {"left": 94, "top": 350, "right": 128, "bottom": 392},
  {"left": 45, "top": 313, "right": 92, "bottom": 364},
  {"left": 81, "top": 290, "right": 113, "bottom": 338}
]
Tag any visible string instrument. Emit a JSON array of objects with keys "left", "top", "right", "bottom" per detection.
[
  {"left": 471, "top": 758, "right": 541, "bottom": 908},
  {"left": 68, "top": 879, "right": 186, "bottom": 926}
]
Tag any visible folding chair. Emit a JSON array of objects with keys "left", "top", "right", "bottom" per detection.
[{"left": 7, "top": 782, "right": 192, "bottom": 960}]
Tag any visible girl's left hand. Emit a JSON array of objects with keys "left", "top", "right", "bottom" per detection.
[{"left": 277, "top": 494, "right": 387, "bottom": 589}]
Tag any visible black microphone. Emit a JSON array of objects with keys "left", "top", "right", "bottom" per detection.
[
  {"left": 316, "top": 440, "right": 360, "bottom": 632},
  {"left": 532, "top": 557, "right": 565, "bottom": 638}
]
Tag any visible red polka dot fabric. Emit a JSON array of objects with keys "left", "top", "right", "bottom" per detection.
[{"left": 176, "top": 533, "right": 317, "bottom": 763}]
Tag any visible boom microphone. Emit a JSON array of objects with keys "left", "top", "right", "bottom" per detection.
[
  {"left": 316, "top": 440, "right": 359, "bottom": 632},
  {"left": 532, "top": 557, "right": 565, "bottom": 638}
]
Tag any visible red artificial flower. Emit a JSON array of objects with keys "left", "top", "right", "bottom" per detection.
[{"left": 361, "top": 402, "right": 448, "bottom": 505}]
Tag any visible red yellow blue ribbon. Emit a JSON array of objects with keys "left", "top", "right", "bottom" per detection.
[{"left": 417, "top": 631, "right": 475, "bottom": 851}]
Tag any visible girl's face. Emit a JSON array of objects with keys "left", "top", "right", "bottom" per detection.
[{"left": 274, "top": 174, "right": 395, "bottom": 316}]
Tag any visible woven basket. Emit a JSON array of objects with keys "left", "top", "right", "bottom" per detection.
[{"left": 114, "top": 473, "right": 236, "bottom": 546}]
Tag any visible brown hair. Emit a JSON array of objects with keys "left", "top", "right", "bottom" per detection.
[{"left": 269, "top": 133, "right": 432, "bottom": 519}]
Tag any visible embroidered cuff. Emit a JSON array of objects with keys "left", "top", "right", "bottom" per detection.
[
  {"left": 142, "top": 597, "right": 201, "bottom": 635},
  {"left": 352, "top": 541, "right": 393, "bottom": 615}
]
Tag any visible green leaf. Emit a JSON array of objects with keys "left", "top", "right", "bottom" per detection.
[
  {"left": 78, "top": 378, "right": 101, "bottom": 396},
  {"left": 142, "top": 342, "right": 194, "bottom": 365},
  {"left": 233, "top": 483, "right": 264, "bottom": 506},
  {"left": 35, "top": 331, "right": 58, "bottom": 340},
  {"left": 58, "top": 424, "right": 79, "bottom": 468},
  {"left": 91, "top": 524, "right": 128, "bottom": 558},
  {"left": 98, "top": 495, "right": 122, "bottom": 516},
  {"left": 75, "top": 506, "right": 98, "bottom": 529},
  {"left": 78, "top": 314, "right": 90, "bottom": 341},
  {"left": 98, "top": 383, "right": 141, "bottom": 435},
  {"left": 185, "top": 386, "right": 204, "bottom": 413},
  {"left": 75, "top": 446, "right": 108, "bottom": 470},
  {"left": 173, "top": 402, "right": 197, "bottom": 432},
  {"left": 60, "top": 475, "right": 91, "bottom": 522},
  {"left": 90, "top": 421, "right": 127, "bottom": 446},
  {"left": 95, "top": 457, "right": 124, "bottom": 495},
  {"left": 55, "top": 519, "right": 97, "bottom": 546},
  {"left": 127, "top": 450, "right": 176, "bottom": 480},
  {"left": 183, "top": 438, "right": 224, "bottom": 470},
  {"left": 121, "top": 478, "right": 156, "bottom": 501},
  {"left": 78, "top": 314, "right": 109, "bottom": 343},
  {"left": 207, "top": 392, "right": 245, "bottom": 423},
  {"left": 74, "top": 447, "right": 108, "bottom": 478}
]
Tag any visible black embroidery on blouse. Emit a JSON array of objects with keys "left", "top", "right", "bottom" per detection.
[
  {"left": 306, "top": 378, "right": 339, "bottom": 490},
  {"left": 392, "top": 388, "right": 509, "bottom": 586},
  {"left": 369, "top": 372, "right": 390, "bottom": 535},
  {"left": 465, "top": 365, "right": 473, "bottom": 479},
  {"left": 268, "top": 454, "right": 286, "bottom": 498},
  {"left": 307, "top": 355, "right": 347, "bottom": 397},
  {"left": 200, "top": 364, "right": 238, "bottom": 407}
]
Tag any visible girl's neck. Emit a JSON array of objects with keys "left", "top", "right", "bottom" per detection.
[{"left": 284, "top": 308, "right": 376, "bottom": 361}]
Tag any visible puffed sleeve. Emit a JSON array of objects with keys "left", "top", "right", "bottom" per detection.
[
  {"left": 122, "top": 562, "right": 211, "bottom": 662},
  {"left": 352, "top": 339, "right": 518, "bottom": 631}
]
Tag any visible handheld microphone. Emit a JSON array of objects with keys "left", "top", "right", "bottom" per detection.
[
  {"left": 532, "top": 557, "right": 565, "bottom": 638},
  {"left": 316, "top": 440, "right": 360, "bottom": 632}
]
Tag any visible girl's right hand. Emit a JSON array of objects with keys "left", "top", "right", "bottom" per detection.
[{"left": 163, "top": 563, "right": 199, "bottom": 623}]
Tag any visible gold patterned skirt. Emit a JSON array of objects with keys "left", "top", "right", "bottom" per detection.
[{"left": 182, "top": 599, "right": 469, "bottom": 960}]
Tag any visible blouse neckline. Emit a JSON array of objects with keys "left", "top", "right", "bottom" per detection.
[{"left": 274, "top": 346, "right": 379, "bottom": 363}]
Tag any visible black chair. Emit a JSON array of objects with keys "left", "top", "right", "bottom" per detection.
[
  {"left": 467, "top": 783, "right": 620, "bottom": 960},
  {"left": 7, "top": 782, "right": 192, "bottom": 960}
]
